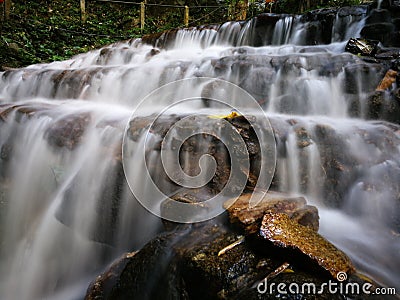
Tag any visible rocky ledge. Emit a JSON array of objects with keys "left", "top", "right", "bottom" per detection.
[{"left": 85, "top": 191, "right": 392, "bottom": 300}]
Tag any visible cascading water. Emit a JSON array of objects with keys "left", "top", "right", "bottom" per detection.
[{"left": 0, "top": 5, "right": 399, "bottom": 299}]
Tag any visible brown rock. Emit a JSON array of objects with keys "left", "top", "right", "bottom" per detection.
[
  {"left": 85, "top": 252, "right": 137, "bottom": 300},
  {"left": 224, "top": 191, "right": 319, "bottom": 233},
  {"left": 260, "top": 212, "right": 355, "bottom": 279},
  {"left": 376, "top": 69, "right": 398, "bottom": 91}
]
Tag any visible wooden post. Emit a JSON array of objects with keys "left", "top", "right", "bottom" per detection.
[
  {"left": 80, "top": 0, "right": 86, "bottom": 22},
  {"left": 4, "top": 0, "right": 11, "bottom": 20},
  {"left": 140, "top": 2, "right": 145, "bottom": 32},
  {"left": 184, "top": 6, "right": 189, "bottom": 27}
]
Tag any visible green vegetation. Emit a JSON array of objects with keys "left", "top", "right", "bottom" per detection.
[
  {"left": 1, "top": 0, "right": 143, "bottom": 68},
  {"left": 275, "top": 0, "right": 362, "bottom": 14}
]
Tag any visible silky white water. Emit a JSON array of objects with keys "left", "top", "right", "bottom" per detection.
[{"left": 0, "top": 7, "right": 399, "bottom": 299}]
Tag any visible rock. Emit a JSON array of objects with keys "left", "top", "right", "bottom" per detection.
[
  {"left": 85, "top": 220, "right": 378, "bottom": 300},
  {"left": 222, "top": 190, "right": 353, "bottom": 281},
  {"left": 343, "top": 63, "right": 384, "bottom": 94},
  {"left": 372, "top": 0, "right": 393, "bottom": 9},
  {"left": 366, "top": 90, "right": 400, "bottom": 123},
  {"left": 390, "top": 31, "right": 400, "bottom": 47},
  {"left": 223, "top": 191, "right": 319, "bottom": 234},
  {"left": 345, "top": 38, "right": 379, "bottom": 56},
  {"left": 252, "top": 14, "right": 283, "bottom": 46},
  {"left": 127, "top": 112, "right": 265, "bottom": 196},
  {"left": 301, "top": 8, "right": 338, "bottom": 44},
  {"left": 365, "top": 9, "right": 392, "bottom": 24},
  {"left": 360, "top": 23, "right": 395, "bottom": 46},
  {"left": 395, "top": 87, "right": 400, "bottom": 101},
  {"left": 376, "top": 69, "right": 398, "bottom": 90},
  {"left": 55, "top": 162, "right": 127, "bottom": 245},
  {"left": 239, "top": 67, "right": 276, "bottom": 100},
  {"left": 160, "top": 188, "right": 218, "bottom": 228},
  {"left": 260, "top": 213, "right": 355, "bottom": 279},
  {"left": 45, "top": 113, "right": 91, "bottom": 150},
  {"left": 375, "top": 48, "right": 400, "bottom": 59},
  {"left": 337, "top": 6, "right": 366, "bottom": 17},
  {"left": 294, "top": 126, "right": 313, "bottom": 148},
  {"left": 85, "top": 252, "right": 138, "bottom": 300},
  {"left": 97, "top": 229, "right": 188, "bottom": 299},
  {"left": 394, "top": 17, "right": 400, "bottom": 30}
]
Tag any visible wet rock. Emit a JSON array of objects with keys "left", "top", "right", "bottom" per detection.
[
  {"left": 337, "top": 5, "right": 367, "bottom": 17},
  {"left": 240, "top": 67, "right": 276, "bottom": 98},
  {"left": 127, "top": 112, "right": 264, "bottom": 196},
  {"left": 376, "top": 69, "right": 398, "bottom": 90},
  {"left": 395, "top": 87, "right": 400, "bottom": 101},
  {"left": 142, "top": 25, "right": 221, "bottom": 49},
  {"left": 97, "top": 229, "right": 188, "bottom": 300},
  {"left": 85, "top": 252, "right": 138, "bottom": 300},
  {"left": 301, "top": 8, "right": 338, "bottom": 44},
  {"left": 160, "top": 188, "right": 219, "bottom": 227},
  {"left": 365, "top": 8, "right": 392, "bottom": 24},
  {"left": 0, "top": 144, "right": 11, "bottom": 161},
  {"left": 374, "top": 48, "right": 400, "bottom": 59},
  {"left": 45, "top": 113, "right": 91, "bottom": 150},
  {"left": 390, "top": 31, "right": 400, "bottom": 47},
  {"left": 366, "top": 90, "right": 400, "bottom": 124},
  {"left": 223, "top": 191, "right": 319, "bottom": 234},
  {"left": 146, "top": 48, "right": 160, "bottom": 60},
  {"left": 55, "top": 162, "right": 127, "bottom": 245},
  {"left": 85, "top": 220, "right": 374, "bottom": 300},
  {"left": 345, "top": 38, "right": 379, "bottom": 56},
  {"left": 294, "top": 126, "right": 312, "bottom": 148},
  {"left": 260, "top": 213, "right": 355, "bottom": 279},
  {"left": 141, "top": 30, "right": 176, "bottom": 48},
  {"left": 252, "top": 14, "right": 283, "bottom": 46},
  {"left": 360, "top": 23, "right": 395, "bottom": 46},
  {"left": 394, "top": 17, "right": 400, "bottom": 29},
  {"left": 371, "top": 0, "right": 393, "bottom": 9},
  {"left": 343, "top": 63, "right": 384, "bottom": 94}
]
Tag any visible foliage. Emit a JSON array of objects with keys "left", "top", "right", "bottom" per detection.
[
  {"left": 0, "top": 0, "right": 142, "bottom": 69},
  {"left": 274, "top": 0, "right": 362, "bottom": 14}
]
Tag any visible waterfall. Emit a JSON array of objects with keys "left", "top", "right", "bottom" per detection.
[{"left": 1, "top": 5, "right": 399, "bottom": 299}]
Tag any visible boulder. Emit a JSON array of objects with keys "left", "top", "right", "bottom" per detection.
[
  {"left": 223, "top": 191, "right": 319, "bottom": 234},
  {"left": 84, "top": 219, "right": 376, "bottom": 300},
  {"left": 343, "top": 63, "right": 384, "bottom": 94},
  {"left": 345, "top": 38, "right": 379, "bottom": 56},
  {"left": 366, "top": 90, "right": 400, "bottom": 124},
  {"left": 85, "top": 191, "right": 394, "bottom": 299},
  {"left": 360, "top": 23, "right": 395, "bottom": 46},
  {"left": 365, "top": 8, "right": 392, "bottom": 24}
]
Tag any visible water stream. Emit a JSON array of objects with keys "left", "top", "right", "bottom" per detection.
[{"left": 0, "top": 6, "right": 399, "bottom": 299}]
